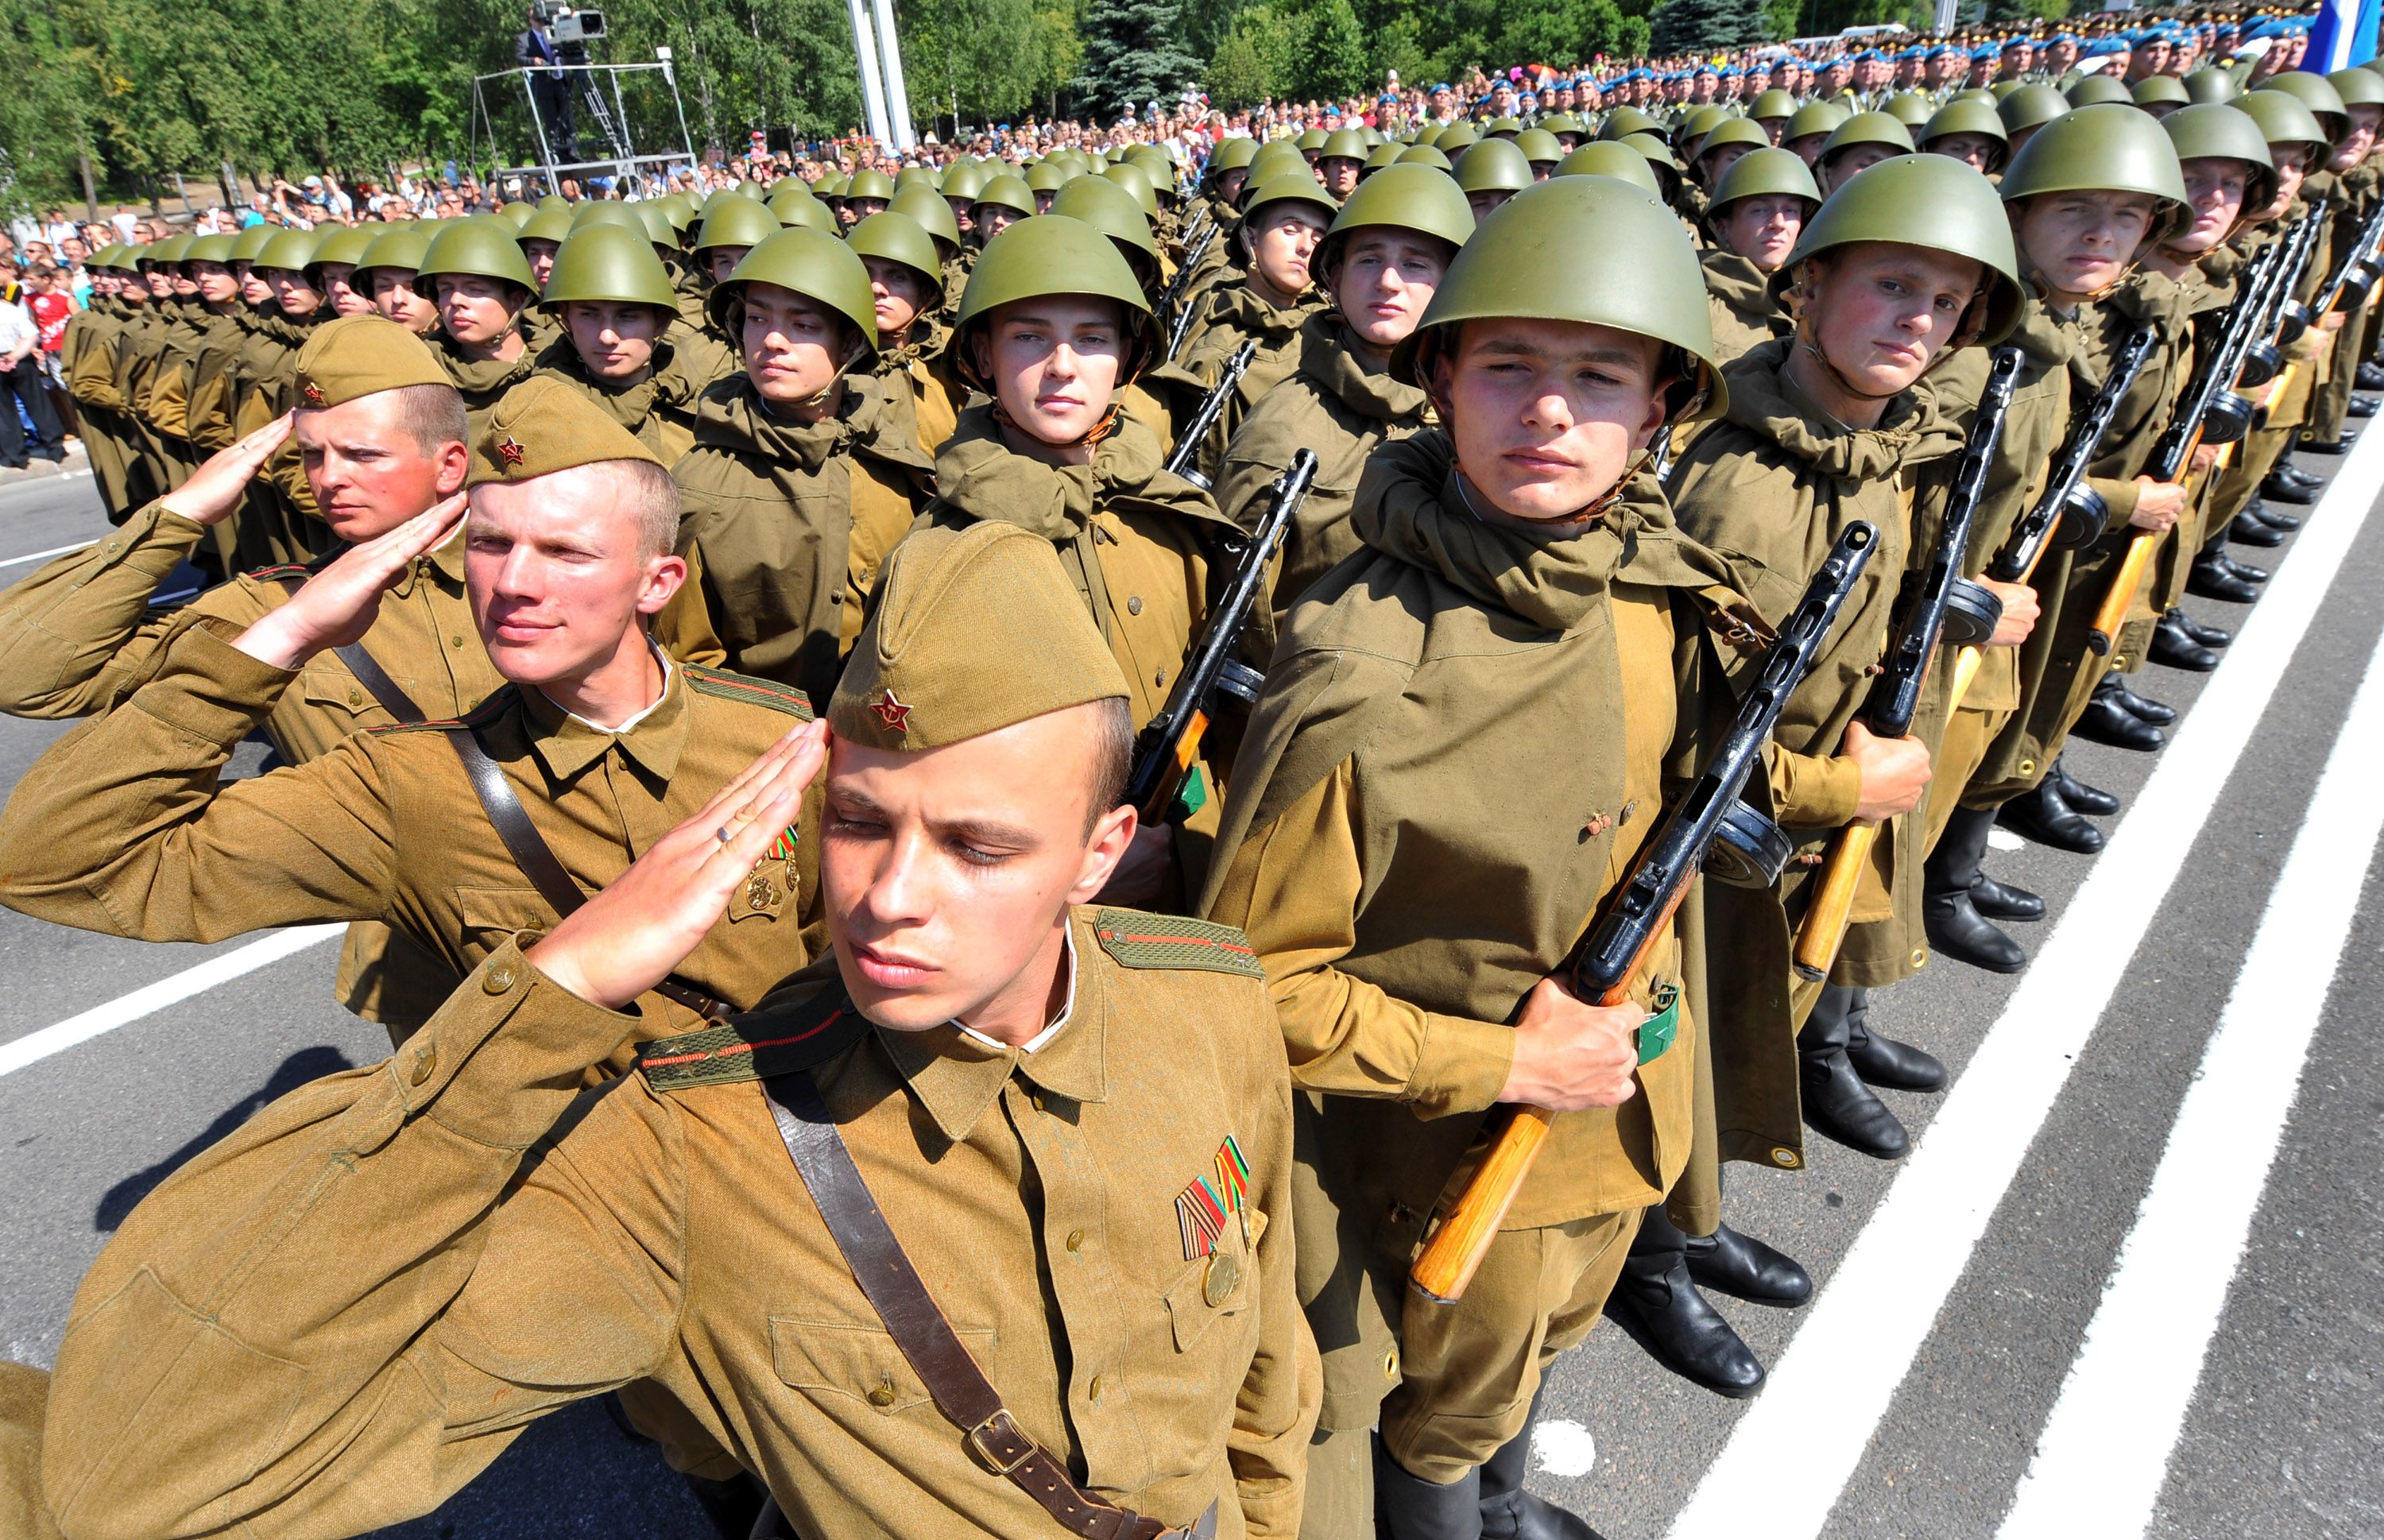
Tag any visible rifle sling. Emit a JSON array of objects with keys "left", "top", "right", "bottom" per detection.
[
  {"left": 442, "top": 719, "right": 729, "bottom": 1023},
  {"left": 760, "top": 1070, "right": 1215, "bottom": 1540},
  {"left": 334, "top": 641, "right": 424, "bottom": 724}
]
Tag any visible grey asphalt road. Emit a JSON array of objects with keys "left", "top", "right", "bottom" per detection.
[{"left": 0, "top": 434, "right": 2377, "bottom": 1540}]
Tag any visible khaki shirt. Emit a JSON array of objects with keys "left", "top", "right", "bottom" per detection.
[
  {"left": 1701, "top": 248, "right": 1789, "bottom": 364},
  {"left": 1150, "top": 284, "right": 1328, "bottom": 484},
  {"left": 529, "top": 327, "right": 711, "bottom": 465},
  {"left": 29, "top": 917, "right": 1318, "bottom": 1538},
  {"left": 0, "top": 622, "right": 821, "bottom": 1043}
]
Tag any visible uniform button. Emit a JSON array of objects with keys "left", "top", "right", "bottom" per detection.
[
  {"left": 2018, "top": 758, "right": 2037, "bottom": 776},
  {"left": 1127, "top": 595, "right": 1143, "bottom": 615},
  {"left": 484, "top": 962, "right": 517, "bottom": 993},
  {"left": 1089, "top": 1375, "right": 1105, "bottom": 1402},
  {"left": 1066, "top": 1229, "right": 1085, "bottom": 1253},
  {"left": 450, "top": 635, "right": 465, "bottom": 648},
  {"left": 1911, "top": 947, "right": 1928, "bottom": 967},
  {"left": 867, "top": 1383, "right": 896, "bottom": 1407},
  {"left": 408, "top": 1045, "right": 436, "bottom": 1085},
  {"left": 347, "top": 687, "right": 363, "bottom": 706}
]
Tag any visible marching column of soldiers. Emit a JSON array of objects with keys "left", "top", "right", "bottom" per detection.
[{"left": 2, "top": 34, "right": 2381, "bottom": 1540}]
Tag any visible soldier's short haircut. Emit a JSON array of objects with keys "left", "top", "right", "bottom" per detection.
[
  {"left": 385, "top": 383, "right": 468, "bottom": 457},
  {"left": 606, "top": 458, "right": 683, "bottom": 560},
  {"left": 1086, "top": 695, "right": 1134, "bottom": 836}
]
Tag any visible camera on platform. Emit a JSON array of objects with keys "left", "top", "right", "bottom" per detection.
[{"left": 531, "top": 0, "right": 605, "bottom": 47}]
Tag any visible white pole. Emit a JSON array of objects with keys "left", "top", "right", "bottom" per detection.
[
  {"left": 871, "top": 0, "right": 916, "bottom": 151},
  {"left": 846, "top": 0, "right": 894, "bottom": 149}
]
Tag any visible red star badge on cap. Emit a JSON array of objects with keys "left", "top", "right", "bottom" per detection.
[
  {"left": 300, "top": 381, "right": 325, "bottom": 407},
  {"left": 871, "top": 688, "right": 912, "bottom": 733},
  {"left": 496, "top": 435, "right": 527, "bottom": 467}
]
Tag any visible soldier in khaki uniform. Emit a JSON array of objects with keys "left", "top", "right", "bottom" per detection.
[
  {"left": 419, "top": 220, "right": 541, "bottom": 435},
  {"left": 4, "top": 517, "right": 1318, "bottom": 1540},
  {"left": 927, "top": 214, "right": 1240, "bottom": 906},
  {"left": 529, "top": 223, "right": 710, "bottom": 462},
  {"left": 660, "top": 226, "right": 935, "bottom": 709},
  {"left": 1202, "top": 177, "right": 1751, "bottom": 1540},
  {"left": 1212, "top": 164, "right": 1468, "bottom": 629},
  {"left": 356, "top": 223, "right": 442, "bottom": 337},
  {"left": 1045, "top": 176, "right": 1187, "bottom": 451},
  {"left": 60, "top": 249, "right": 151, "bottom": 520},
  {"left": 231, "top": 226, "right": 333, "bottom": 567},
  {"left": 1697, "top": 147, "right": 1818, "bottom": 362},
  {"left": 0, "top": 376, "right": 822, "bottom": 1058},
  {"left": 849, "top": 209, "right": 965, "bottom": 455},
  {"left": 0, "top": 315, "right": 502, "bottom": 1031}
]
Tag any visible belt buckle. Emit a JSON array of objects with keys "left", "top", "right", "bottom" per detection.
[{"left": 966, "top": 1407, "right": 1035, "bottom": 1476}]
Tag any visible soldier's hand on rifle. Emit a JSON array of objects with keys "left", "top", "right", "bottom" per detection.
[
  {"left": 1846, "top": 720, "right": 1932, "bottom": 821},
  {"left": 1981, "top": 577, "right": 2041, "bottom": 648},
  {"left": 1501, "top": 975, "right": 1643, "bottom": 1111},
  {"left": 233, "top": 493, "right": 468, "bottom": 669},
  {"left": 1093, "top": 822, "right": 1175, "bottom": 906},
  {"left": 2129, "top": 477, "right": 2188, "bottom": 532},
  {"left": 2190, "top": 443, "right": 2222, "bottom": 474},
  {"left": 2322, "top": 310, "right": 2348, "bottom": 332},
  {"left": 530, "top": 720, "right": 829, "bottom": 1010},
  {"left": 161, "top": 412, "right": 295, "bottom": 528}
]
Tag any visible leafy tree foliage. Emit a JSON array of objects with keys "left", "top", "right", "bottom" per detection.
[
  {"left": 1647, "top": 0, "right": 1770, "bottom": 55},
  {"left": 1071, "top": 0, "right": 1205, "bottom": 118}
]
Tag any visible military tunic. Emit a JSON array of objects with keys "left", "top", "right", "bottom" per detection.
[
  {"left": 0, "top": 624, "right": 822, "bottom": 1046},
  {"left": 1151, "top": 285, "right": 1329, "bottom": 482},
  {"left": 1699, "top": 249, "right": 1790, "bottom": 363},
  {"left": 19, "top": 917, "right": 1317, "bottom": 1538},
  {"left": 434, "top": 334, "right": 539, "bottom": 438},
  {"left": 530, "top": 327, "right": 712, "bottom": 464}
]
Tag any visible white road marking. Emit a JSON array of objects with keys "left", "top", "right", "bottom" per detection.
[
  {"left": 1995, "top": 609, "right": 2384, "bottom": 1537},
  {"left": 1664, "top": 423, "right": 2384, "bottom": 1540},
  {"left": 1986, "top": 827, "right": 2026, "bottom": 853},
  {"left": 0, "top": 540, "right": 94, "bottom": 570},
  {"left": 0, "top": 924, "right": 346, "bottom": 1080},
  {"left": 1533, "top": 1418, "right": 1598, "bottom": 1478}
]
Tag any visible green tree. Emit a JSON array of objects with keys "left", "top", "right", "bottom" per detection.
[
  {"left": 1647, "top": 0, "right": 1767, "bottom": 54},
  {"left": 1295, "top": 0, "right": 1368, "bottom": 98},
  {"left": 1071, "top": 0, "right": 1203, "bottom": 117}
]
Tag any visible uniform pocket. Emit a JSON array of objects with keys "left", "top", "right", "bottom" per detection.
[
  {"left": 1160, "top": 1211, "right": 1256, "bottom": 1354},
  {"left": 456, "top": 885, "right": 551, "bottom": 942},
  {"left": 769, "top": 1314, "right": 997, "bottom": 1416}
]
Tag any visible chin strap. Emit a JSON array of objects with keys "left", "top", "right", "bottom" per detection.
[{"left": 992, "top": 398, "right": 1120, "bottom": 454}]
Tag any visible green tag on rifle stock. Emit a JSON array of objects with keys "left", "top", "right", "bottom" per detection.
[{"left": 1637, "top": 982, "right": 1681, "bottom": 1066}]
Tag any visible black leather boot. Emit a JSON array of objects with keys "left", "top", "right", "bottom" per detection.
[
  {"left": 2251, "top": 501, "right": 2303, "bottom": 532},
  {"left": 1847, "top": 1012, "right": 1950, "bottom": 1093},
  {"left": 2172, "top": 609, "right": 2235, "bottom": 646},
  {"left": 2230, "top": 510, "right": 2287, "bottom": 547},
  {"left": 2348, "top": 394, "right": 2378, "bottom": 419},
  {"left": 1685, "top": 1224, "right": 1813, "bottom": 1306},
  {"left": 1616, "top": 1211, "right": 1767, "bottom": 1397},
  {"left": 2051, "top": 757, "right": 2120, "bottom": 817},
  {"left": 2359, "top": 361, "right": 2384, "bottom": 389},
  {"left": 2260, "top": 470, "right": 2320, "bottom": 505},
  {"left": 1924, "top": 805, "right": 2028, "bottom": 973},
  {"left": 2152, "top": 613, "right": 2221, "bottom": 671},
  {"left": 1799, "top": 985, "right": 1911, "bottom": 1159},
  {"left": 2103, "top": 676, "right": 2176, "bottom": 725},
  {"left": 1478, "top": 1387, "right": 1602, "bottom": 1540},
  {"left": 2074, "top": 681, "right": 2167, "bottom": 751},
  {"left": 2298, "top": 430, "right": 2352, "bottom": 455},
  {"left": 2278, "top": 461, "right": 2325, "bottom": 490},
  {"left": 1996, "top": 779, "right": 2106, "bottom": 855},
  {"left": 2215, "top": 551, "right": 2270, "bottom": 583},
  {"left": 1972, "top": 869, "right": 2045, "bottom": 920},
  {"left": 2189, "top": 551, "right": 2262, "bottom": 603},
  {"left": 1376, "top": 1436, "right": 1486, "bottom": 1540}
]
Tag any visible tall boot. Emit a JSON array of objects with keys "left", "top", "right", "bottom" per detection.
[
  {"left": 1376, "top": 1435, "right": 1486, "bottom": 1540},
  {"left": 1844, "top": 987, "right": 1949, "bottom": 1091},
  {"left": 1614, "top": 1205, "right": 1766, "bottom": 1397},
  {"left": 1923, "top": 806, "right": 2027, "bottom": 973},
  {"left": 1995, "top": 778, "right": 2105, "bottom": 855},
  {"left": 1799, "top": 984, "right": 1910, "bottom": 1159},
  {"left": 1478, "top": 1387, "right": 1602, "bottom": 1540}
]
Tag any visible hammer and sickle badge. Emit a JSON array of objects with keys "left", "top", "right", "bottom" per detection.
[
  {"left": 871, "top": 688, "right": 912, "bottom": 733},
  {"left": 300, "top": 381, "right": 326, "bottom": 406},
  {"left": 496, "top": 435, "right": 528, "bottom": 467}
]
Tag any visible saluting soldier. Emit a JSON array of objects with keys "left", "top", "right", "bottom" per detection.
[
  {"left": 660, "top": 226, "right": 934, "bottom": 709},
  {"left": 231, "top": 226, "right": 333, "bottom": 567},
  {"left": 530, "top": 223, "right": 710, "bottom": 462},
  {"left": 1212, "top": 164, "right": 1468, "bottom": 629},
  {"left": 1202, "top": 176, "right": 1751, "bottom": 1540},
  {"left": 4, "top": 517, "right": 1318, "bottom": 1540},
  {"left": 0, "top": 377, "right": 822, "bottom": 1057}
]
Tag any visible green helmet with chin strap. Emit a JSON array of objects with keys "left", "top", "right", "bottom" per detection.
[
  {"left": 1786, "top": 154, "right": 2024, "bottom": 346},
  {"left": 709, "top": 226, "right": 880, "bottom": 361},
  {"left": 540, "top": 224, "right": 680, "bottom": 312},
  {"left": 847, "top": 210, "right": 945, "bottom": 291},
  {"left": 952, "top": 215, "right": 1155, "bottom": 389},
  {"left": 1999, "top": 102, "right": 2192, "bottom": 246},
  {"left": 1391, "top": 175, "right": 1726, "bottom": 426},
  {"left": 1314, "top": 164, "right": 1473, "bottom": 283},
  {"left": 1921, "top": 99, "right": 2011, "bottom": 172},
  {"left": 693, "top": 196, "right": 782, "bottom": 254},
  {"left": 2161, "top": 103, "right": 2279, "bottom": 223}
]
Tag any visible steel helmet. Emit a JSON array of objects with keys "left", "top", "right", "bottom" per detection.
[
  {"left": 1321, "top": 127, "right": 1370, "bottom": 164},
  {"left": 845, "top": 168, "right": 896, "bottom": 203},
  {"left": 952, "top": 215, "right": 1155, "bottom": 387},
  {"left": 1393, "top": 175, "right": 1726, "bottom": 424},
  {"left": 1784, "top": 101, "right": 1851, "bottom": 145},
  {"left": 540, "top": 224, "right": 679, "bottom": 311},
  {"left": 1453, "top": 137, "right": 1533, "bottom": 195},
  {"left": 2132, "top": 75, "right": 2192, "bottom": 110},
  {"left": 889, "top": 183, "right": 962, "bottom": 253},
  {"left": 1436, "top": 122, "right": 1480, "bottom": 153},
  {"left": 1554, "top": 141, "right": 1662, "bottom": 196},
  {"left": 230, "top": 224, "right": 278, "bottom": 265},
  {"left": 2159, "top": 103, "right": 2279, "bottom": 223},
  {"left": 2065, "top": 74, "right": 2134, "bottom": 108},
  {"left": 417, "top": 217, "right": 539, "bottom": 293},
  {"left": 846, "top": 210, "right": 943, "bottom": 289},
  {"left": 1998, "top": 83, "right": 2072, "bottom": 136},
  {"left": 629, "top": 200, "right": 678, "bottom": 247},
  {"left": 184, "top": 233, "right": 237, "bottom": 265},
  {"left": 1707, "top": 146, "right": 1823, "bottom": 221},
  {"left": 2254, "top": 71, "right": 2351, "bottom": 140},
  {"left": 1102, "top": 161, "right": 1163, "bottom": 221},
  {"left": 1787, "top": 154, "right": 2024, "bottom": 346},
  {"left": 1314, "top": 163, "right": 1473, "bottom": 282},
  {"left": 1397, "top": 145, "right": 1454, "bottom": 171},
  {"left": 352, "top": 224, "right": 432, "bottom": 281},
  {"left": 253, "top": 226, "right": 325, "bottom": 276},
  {"left": 2185, "top": 68, "right": 2241, "bottom": 105},
  {"left": 776, "top": 193, "right": 842, "bottom": 235},
  {"left": 1921, "top": 99, "right": 2012, "bottom": 172},
  {"left": 1050, "top": 174, "right": 1163, "bottom": 287},
  {"left": 939, "top": 160, "right": 989, "bottom": 202},
  {"left": 1818, "top": 112, "right": 1917, "bottom": 168},
  {"left": 2233, "top": 87, "right": 2331, "bottom": 153},
  {"left": 693, "top": 196, "right": 782, "bottom": 254},
  {"left": 710, "top": 226, "right": 880, "bottom": 359},
  {"left": 307, "top": 224, "right": 380, "bottom": 277},
  {"left": 1025, "top": 161, "right": 1071, "bottom": 195},
  {"left": 568, "top": 202, "right": 646, "bottom": 235},
  {"left": 1693, "top": 117, "right": 1773, "bottom": 172},
  {"left": 1749, "top": 88, "right": 1798, "bottom": 122},
  {"left": 972, "top": 173, "right": 1036, "bottom": 219},
  {"left": 2000, "top": 103, "right": 2192, "bottom": 245}
]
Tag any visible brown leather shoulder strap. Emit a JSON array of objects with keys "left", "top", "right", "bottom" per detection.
[
  {"left": 336, "top": 641, "right": 425, "bottom": 725},
  {"left": 760, "top": 1071, "right": 1211, "bottom": 1540},
  {"left": 441, "top": 722, "right": 730, "bottom": 1022}
]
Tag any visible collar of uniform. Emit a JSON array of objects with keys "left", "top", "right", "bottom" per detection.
[
  {"left": 516, "top": 647, "right": 689, "bottom": 782},
  {"left": 390, "top": 524, "right": 470, "bottom": 600},
  {"left": 877, "top": 915, "right": 1111, "bottom": 1142}
]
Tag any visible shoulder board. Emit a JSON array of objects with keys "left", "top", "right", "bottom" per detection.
[
  {"left": 365, "top": 688, "right": 515, "bottom": 737},
  {"left": 244, "top": 552, "right": 335, "bottom": 585},
  {"left": 636, "top": 989, "right": 865, "bottom": 1093},
  {"left": 683, "top": 664, "right": 815, "bottom": 720},
  {"left": 1092, "top": 909, "right": 1264, "bottom": 979}
]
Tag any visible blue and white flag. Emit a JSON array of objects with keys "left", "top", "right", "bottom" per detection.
[{"left": 2309, "top": 0, "right": 2379, "bottom": 72}]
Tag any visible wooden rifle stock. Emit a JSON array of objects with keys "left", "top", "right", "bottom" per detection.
[
  {"left": 1410, "top": 524, "right": 1880, "bottom": 1306},
  {"left": 1792, "top": 350, "right": 2019, "bottom": 984}
]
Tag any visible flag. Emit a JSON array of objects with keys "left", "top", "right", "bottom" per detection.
[{"left": 2309, "top": 0, "right": 2380, "bottom": 72}]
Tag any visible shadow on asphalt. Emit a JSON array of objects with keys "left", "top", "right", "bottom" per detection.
[{"left": 94, "top": 1044, "right": 354, "bottom": 1231}]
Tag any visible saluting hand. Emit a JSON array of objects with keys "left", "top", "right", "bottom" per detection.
[
  {"left": 232, "top": 493, "right": 469, "bottom": 670},
  {"left": 160, "top": 412, "right": 294, "bottom": 528},
  {"left": 1502, "top": 975, "right": 1644, "bottom": 1112},
  {"left": 528, "top": 720, "right": 830, "bottom": 1010}
]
